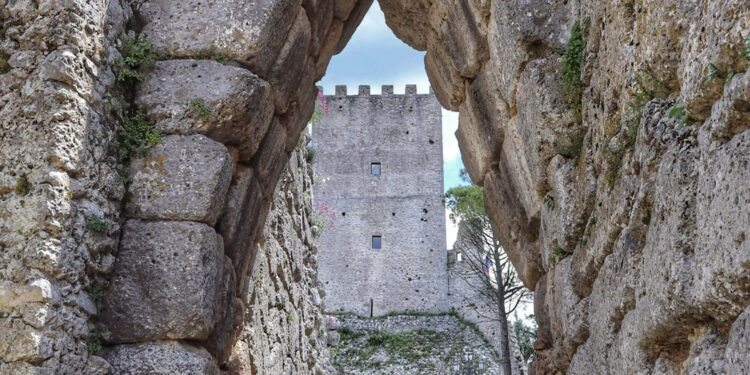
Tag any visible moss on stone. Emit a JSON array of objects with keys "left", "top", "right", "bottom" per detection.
[
  {"left": 0, "top": 50, "right": 10, "bottom": 74},
  {"left": 561, "top": 21, "right": 586, "bottom": 124}
]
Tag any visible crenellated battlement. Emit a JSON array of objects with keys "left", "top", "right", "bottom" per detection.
[{"left": 316, "top": 84, "right": 433, "bottom": 96}]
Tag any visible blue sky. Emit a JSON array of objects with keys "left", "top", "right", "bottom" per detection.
[{"left": 318, "top": 3, "right": 466, "bottom": 197}]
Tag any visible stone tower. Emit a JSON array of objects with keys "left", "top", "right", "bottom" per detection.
[{"left": 313, "top": 84, "right": 448, "bottom": 317}]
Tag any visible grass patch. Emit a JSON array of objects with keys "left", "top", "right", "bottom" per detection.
[
  {"left": 366, "top": 329, "right": 444, "bottom": 361},
  {"left": 548, "top": 242, "right": 569, "bottom": 267},
  {"left": 86, "top": 217, "right": 109, "bottom": 234},
  {"left": 189, "top": 99, "right": 212, "bottom": 119},
  {"left": 117, "top": 111, "right": 162, "bottom": 162},
  {"left": 117, "top": 36, "right": 156, "bottom": 84},
  {"left": 89, "top": 282, "right": 105, "bottom": 302},
  {"left": 561, "top": 21, "right": 586, "bottom": 123}
]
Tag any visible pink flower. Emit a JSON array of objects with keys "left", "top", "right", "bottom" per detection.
[{"left": 317, "top": 90, "right": 330, "bottom": 114}]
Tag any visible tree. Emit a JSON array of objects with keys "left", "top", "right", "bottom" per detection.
[
  {"left": 445, "top": 183, "right": 531, "bottom": 375},
  {"left": 513, "top": 314, "right": 537, "bottom": 364}
]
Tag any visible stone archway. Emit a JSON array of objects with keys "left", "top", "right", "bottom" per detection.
[{"left": 1, "top": 0, "right": 750, "bottom": 374}]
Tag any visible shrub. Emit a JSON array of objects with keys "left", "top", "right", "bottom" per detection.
[
  {"left": 668, "top": 102, "right": 688, "bottom": 127},
  {"left": 548, "top": 243, "right": 569, "bottom": 266},
  {"left": 118, "top": 111, "right": 162, "bottom": 162},
  {"left": 87, "top": 335, "right": 103, "bottom": 354},
  {"left": 561, "top": 21, "right": 586, "bottom": 123},
  {"left": 305, "top": 145, "right": 316, "bottom": 163},
  {"left": 117, "top": 36, "right": 156, "bottom": 83},
  {"left": 89, "top": 282, "right": 105, "bottom": 302},
  {"left": 86, "top": 217, "right": 108, "bottom": 234}
]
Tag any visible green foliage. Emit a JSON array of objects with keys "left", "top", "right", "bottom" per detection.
[
  {"left": 557, "top": 130, "right": 586, "bottom": 159},
  {"left": 561, "top": 21, "right": 586, "bottom": 123},
  {"left": 87, "top": 335, "right": 103, "bottom": 355},
  {"left": 86, "top": 217, "right": 109, "bottom": 234},
  {"left": 606, "top": 151, "right": 624, "bottom": 187},
  {"left": 117, "top": 36, "right": 156, "bottom": 83},
  {"left": 0, "top": 50, "right": 10, "bottom": 74},
  {"left": 548, "top": 243, "right": 569, "bottom": 267},
  {"left": 118, "top": 111, "right": 162, "bottom": 162},
  {"left": 513, "top": 317, "right": 537, "bottom": 363},
  {"left": 305, "top": 145, "right": 316, "bottom": 163},
  {"left": 444, "top": 185, "right": 485, "bottom": 223},
  {"left": 625, "top": 121, "right": 639, "bottom": 149},
  {"left": 309, "top": 106, "right": 324, "bottom": 124},
  {"left": 705, "top": 63, "right": 724, "bottom": 83},
  {"left": 668, "top": 102, "right": 688, "bottom": 127},
  {"left": 268, "top": 76, "right": 278, "bottom": 87},
  {"left": 15, "top": 175, "right": 30, "bottom": 196},
  {"left": 744, "top": 34, "right": 750, "bottom": 60},
  {"left": 364, "top": 329, "right": 444, "bottom": 361},
  {"left": 89, "top": 282, "right": 105, "bottom": 302},
  {"left": 213, "top": 53, "right": 228, "bottom": 64},
  {"left": 189, "top": 99, "right": 212, "bottom": 119}
]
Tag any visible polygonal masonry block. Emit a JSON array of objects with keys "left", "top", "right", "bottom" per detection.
[
  {"left": 126, "top": 135, "right": 232, "bottom": 226},
  {"left": 136, "top": 60, "right": 273, "bottom": 160},
  {"left": 269, "top": 9, "right": 312, "bottom": 114},
  {"left": 106, "top": 341, "right": 220, "bottom": 375},
  {"left": 100, "top": 220, "right": 224, "bottom": 343},
  {"left": 138, "top": 0, "right": 301, "bottom": 77}
]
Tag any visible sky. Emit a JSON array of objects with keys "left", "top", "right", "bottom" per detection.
[{"left": 318, "top": 3, "right": 465, "bottom": 248}]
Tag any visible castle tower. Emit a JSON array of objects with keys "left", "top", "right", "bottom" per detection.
[{"left": 313, "top": 85, "right": 448, "bottom": 316}]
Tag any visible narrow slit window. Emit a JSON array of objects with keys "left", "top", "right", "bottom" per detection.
[
  {"left": 371, "top": 163, "right": 381, "bottom": 176},
  {"left": 372, "top": 235, "right": 382, "bottom": 249}
]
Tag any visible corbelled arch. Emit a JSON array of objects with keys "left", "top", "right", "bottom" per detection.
[{"left": 1, "top": 0, "right": 749, "bottom": 374}]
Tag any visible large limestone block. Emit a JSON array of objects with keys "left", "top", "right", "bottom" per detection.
[
  {"left": 251, "top": 120, "right": 290, "bottom": 200},
  {"left": 425, "top": 43, "right": 466, "bottom": 111},
  {"left": 303, "top": 0, "right": 334, "bottom": 53},
  {"left": 434, "top": 0, "right": 489, "bottom": 78},
  {"left": 106, "top": 341, "right": 220, "bottom": 375},
  {"left": 334, "top": 0, "right": 373, "bottom": 53},
  {"left": 726, "top": 306, "right": 750, "bottom": 374},
  {"left": 136, "top": 60, "right": 273, "bottom": 160},
  {"left": 456, "top": 66, "right": 510, "bottom": 184},
  {"left": 101, "top": 220, "right": 224, "bottom": 343},
  {"left": 269, "top": 10, "right": 312, "bottom": 114},
  {"left": 484, "top": 162, "right": 543, "bottom": 288},
  {"left": 126, "top": 135, "right": 232, "bottom": 226},
  {"left": 138, "top": 0, "right": 302, "bottom": 76},
  {"left": 678, "top": 0, "right": 750, "bottom": 120}
]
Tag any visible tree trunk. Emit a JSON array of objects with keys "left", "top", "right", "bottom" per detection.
[{"left": 493, "top": 248, "right": 513, "bottom": 375}]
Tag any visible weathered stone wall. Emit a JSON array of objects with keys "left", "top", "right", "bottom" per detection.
[
  {"left": 1, "top": 1, "right": 131, "bottom": 373},
  {"left": 227, "top": 139, "right": 333, "bottom": 375},
  {"left": 377, "top": 0, "right": 750, "bottom": 374},
  {"left": 3, "top": 0, "right": 750, "bottom": 374},
  {"left": 313, "top": 86, "right": 448, "bottom": 317},
  {"left": 1, "top": 0, "right": 373, "bottom": 373}
]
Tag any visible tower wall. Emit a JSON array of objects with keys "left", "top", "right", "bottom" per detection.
[{"left": 313, "top": 85, "right": 448, "bottom": 316}]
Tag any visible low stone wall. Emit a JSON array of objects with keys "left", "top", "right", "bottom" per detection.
[{"left": 334, "top": 314, "right": 501, "bottom": 375}]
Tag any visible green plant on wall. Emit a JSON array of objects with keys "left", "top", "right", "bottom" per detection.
[
  {"left": 86, "top": 217, "right": 109, "bottom": 234},
  {"left": 118, "top": 111, "right": 162, "bottom": 162},
  {"left": 744, "top": 33, "right": 750, "bottom": 60},
  {"left": 0, "top": 50, "right": 10, "bottom": 74},
  {"left": 561, "top": 21, "right": 586, "bottom": 124},
  {"left": 117, "top": 36, "right": 156, "bottom": 83},
  {"left": 189, "top": 99, "right": 212, "bottom": 119},
  {"left": 15, "top": 175, "right": 30, "bottom": 196},
  {"left": 668, "top": 102, "right": 688, "bottom": 127}
]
